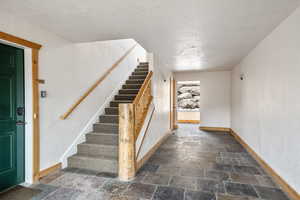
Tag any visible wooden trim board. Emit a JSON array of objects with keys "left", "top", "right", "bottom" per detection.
[
  {"left": 32, "top": 48, "right": 41, "bottom": 182},
  {"left": 178, "top": 120, "right": 200, "bottom": 124},
  {"left": 199, "top": 126, "right": 231, "bottom": 132},
  {"left": 0, "top": 31, "right": 42, "bottom": 183},
  {"left": 230, "top": 129, "right": 300, "bottom": 200},
  {"left": 0, "top": 31, "right": 41, "bottom": 49},
  {"left": 38, "top": 163, "right": 62, "bottom": 179},
  {"left": 136, "top": 131, "right": 172, "bottom": 170}
]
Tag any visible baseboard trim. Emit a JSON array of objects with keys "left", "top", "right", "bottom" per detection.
[
  {"left": 199, "top": 126, "right": 231, "bottom": 132},
  {"left": 136, "top": 131, "right": 172, "bottom": 170},
  {"left": 38, "top": 163, "right": 62, "bottom": 179},
  {"left": 230, "top": 129, "right": 300, "bottom": 200},
  {"left": 178, "top": 120, "right": 200, "bottom": 124}
]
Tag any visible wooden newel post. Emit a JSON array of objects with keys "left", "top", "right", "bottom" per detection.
[{"left": 119, "top": 103, "right": 136, "bottom": 181}]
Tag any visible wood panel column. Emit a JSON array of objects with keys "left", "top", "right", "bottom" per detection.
[{"left": 118, "top": 104, "right": 136, "bottom": 181}]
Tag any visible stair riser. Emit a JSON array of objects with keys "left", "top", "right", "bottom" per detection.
[
  {"left": 99, "top": 115, "right": 119, "bottom": 123},
  {"left": 119, "top": 89, "right": 139, "bottom": 94},
  {"left": 115, "top": 95, "right": 136, "bottom": 100},
  {"left": 126, "top": 80, "right": 144, "bottom": 84},
  {"left": 129, "top": 75, "right": 147, "bottom": 80},
  {"left": 132, "top": 72, "right": 148, "bottom": 76},
  {"left": 93, "top": 124, "right": 118, "bottom": 134},
  {"left": 134, "top": 69, "right": 148, "bottom": 73},
  {"left": 110, "top": 101, "right": 131, "bottom": 107},
  {"left": 105, "top": 108, "right": 118, "bottom": 115},
  {"left": 122, "top": 84, "right": 142, "bottom": 89},
  {"left": 77, "top": 144, "right": 118, "bottom": 157},
  {"left": 86, "top": 134, "right": 118, "bottom": 145},
  {"left": 68, "top": 157, "right": 118, "bottom": 173},
  {"left": 137, "top": 67, "right": 149, "bottom": 70}
]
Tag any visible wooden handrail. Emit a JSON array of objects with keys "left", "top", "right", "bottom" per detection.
[
  {"left": 133, "top": 71, "right": 153, "bottom": 105},
  {"left": 60, "top": 43, "right": 137, "bottom": 120}
]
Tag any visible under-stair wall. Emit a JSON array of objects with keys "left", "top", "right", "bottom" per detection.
[{"left": 57, "top": 40, "right": 147, "bottom": 168}]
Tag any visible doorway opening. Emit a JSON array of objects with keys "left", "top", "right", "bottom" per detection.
[{"left": 177, "top": 81, "right": 200, "bottom": 124}]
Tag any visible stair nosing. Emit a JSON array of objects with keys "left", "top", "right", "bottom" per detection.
[
  {"left": 116, "top": 94, "right": 136, "bottom": 96},
  {"left": 94, "top": 122, "right": 118, "bottom": 126},
  {"left": 71, "top": 154, "right": 118, "bottom": 161},
  {"left": 79, "top": 142, "right": 118, "bottom": 148},
  {"left": 87, "top": 132, "right": 118, "bottom": 136},
  {"left": 100, "top": 114, "right": 119, "bottom": 117}
]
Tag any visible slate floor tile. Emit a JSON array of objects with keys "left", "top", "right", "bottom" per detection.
[
  {"left": 48, "top": 172, "right": 84, "bottom": 188},
  {"left": 210, "top": 163, "right": 234, "bottom": 173},
  {"left": 72, "top": 175, "right": 108, "bottom": 191},
  {"left": 43, "top": 187, "right": 81, "bottom": 200},
  {"left": 142, "top": 174, "right": 170, "bottom": 185},
  {"left": 0, "top": 185, "right": 42, "bottom": 200},
  {"left": 153, "top": 186, "right": 184, "bottom": 200},
  {"left": 225, "top": 182, "right": 259, "bottom": 198},
  {"left": 30, "top": 125, "right": 291, "bottom": 200},
  {"left": 184, "top": 190, "right": 216, "bottom": 200},
  {"left": 101, "top": 180, "right": 130, "bottom": 195},
  {"left": 239, "top": 157, "right": 259, "bottom": 167},
  {"left": 75, "top": 191, "right": 110, "bottom": 200},
  {"left": 216, "top": 193, "right": 249, "bottom": 200},
  {"left": 138, "top": 164, "right": 159, "bottom": 173},
  {"left": 31, "top": 184, "right": 59, "bottom": 200},
  {"left": 156, "top": 166, "right": 181, "bottom": 175},
  {"left": 180, "top": 167, "right": 204, "bottom": 177},
  {"left": 123, "top": 183, "right": 156, "bottom": 199},
  {"left": 217, "top": 157, "right": 241, "bottom": 165},
  {"left": 109, "top": 195, "right": 150, "bottom": 200},
  {"left": 205, "top": 170, "right": 229, "bottom": 181},
  {"left": 233, "top": 165, "right": 261, "bottom": 175},
  {"left": 254, "top": 185, "right": 290, "bottom": 200},
  {"left": 255, "top": 175, "right": 277, "bottom": 188},
  {"left": 169, "top": 176, "right": 197, "bottom": 190},
  {"left": 197, "top": 178, "right": 225, "bottom": 193},
  {"left": 229, "top": 173, "right": 259, "bottom": 185}
]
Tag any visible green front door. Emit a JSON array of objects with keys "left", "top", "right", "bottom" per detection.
[{"left": 0, "top": 43, "right": 25, "bottom": 191}]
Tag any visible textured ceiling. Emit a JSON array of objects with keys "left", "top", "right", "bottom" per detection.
[{"left": 1, "top": 0, "right": 299, "bottom": 71}]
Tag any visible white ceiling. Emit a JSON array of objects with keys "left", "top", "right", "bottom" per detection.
[{"left": 1, "top": 0, "right": 299, "bottom": 71}]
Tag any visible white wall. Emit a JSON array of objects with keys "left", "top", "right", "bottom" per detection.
[
  {"left": 231, "top": 7, "right": 300, "bottom": 193},
  {"left": 175, "top": 71, "right": 231, "bottom": 128},
  {"left": 0, "top": 11, "right": 147, "bottom": 182}
]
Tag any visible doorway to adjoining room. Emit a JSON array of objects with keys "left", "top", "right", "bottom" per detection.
[{"left": 177, "top": 81, "right": 200, "bottom": 124}]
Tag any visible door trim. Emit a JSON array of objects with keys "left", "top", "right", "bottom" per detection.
[{"left": 0, "top": 31, "right": 42, "bottom": 183}]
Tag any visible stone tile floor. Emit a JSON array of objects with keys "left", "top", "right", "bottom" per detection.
[{"left": 0, "top": 124, "right": 291, "bottom": 200}]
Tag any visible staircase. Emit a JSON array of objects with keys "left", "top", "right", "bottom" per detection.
[{"left": 67, "top": 62, "right": 149, "bottom": 173}]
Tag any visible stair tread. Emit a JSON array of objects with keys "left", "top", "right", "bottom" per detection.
[
  {"left": 111, "top": 100, "right": 132, "bottom": 102},
  {"left": 120, "top": 89, "right": 139, "bottom": 91},
  {"left": 116, "top": 93, "right": 137, "bottom": 95},
  {"left": 79, "top": 142, "right": 117, "bottom": 147},
  {"left": 94, "top": 122, "right": 118, "bottom": 126},
  {"left": 70, "top": 154, "right": 118, "bottom": 161},
  {"left": 87, "top": 132, "right": 119, "bottom": 136}
]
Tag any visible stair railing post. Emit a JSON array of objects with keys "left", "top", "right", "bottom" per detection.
[{"left": 118, "top": 103, "right": 136, "bottom": 181}]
